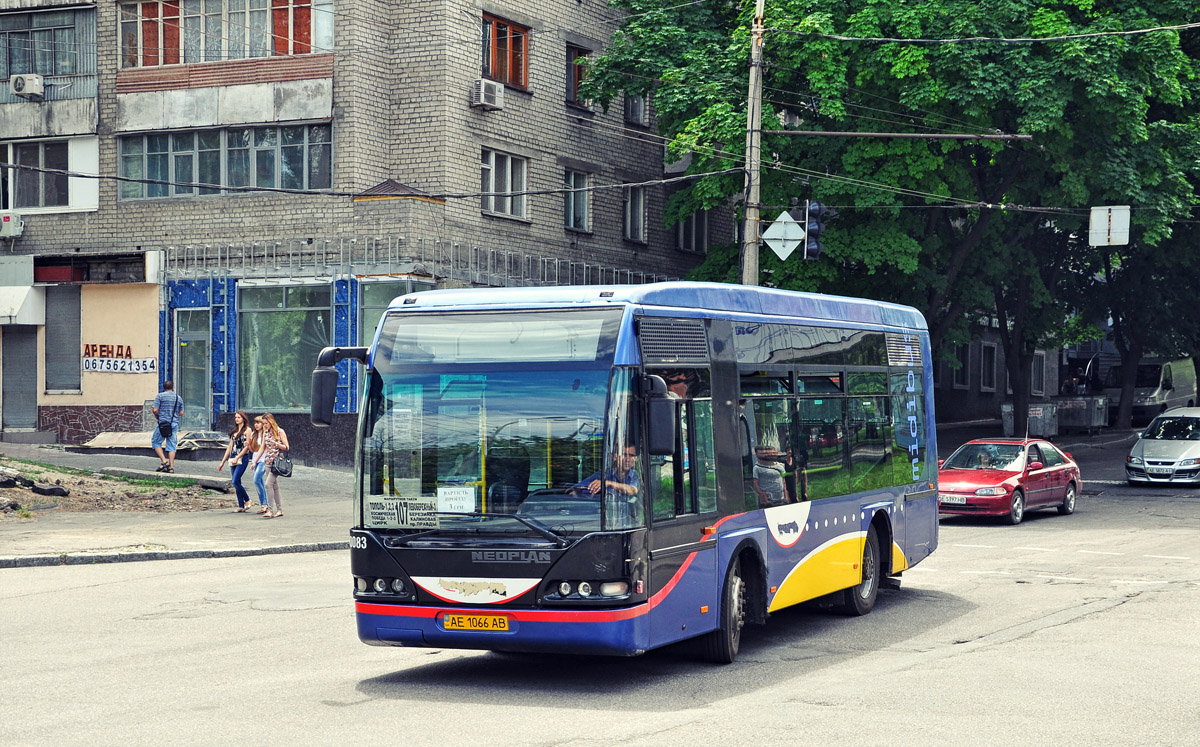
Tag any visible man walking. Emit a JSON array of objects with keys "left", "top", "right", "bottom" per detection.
[{"left": 152, "top": 380, "right": 184, "bottom": 473}]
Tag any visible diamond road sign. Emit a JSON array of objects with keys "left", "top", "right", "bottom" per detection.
[{"left": 761, "top": 211, "right": 805, "bottom": 260}]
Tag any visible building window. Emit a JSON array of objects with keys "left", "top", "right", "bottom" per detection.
[
  {"left": 480, "top": 148, "right": 527, "bottom": 218},
  {"left": 953, "top": 343, "right": 969, "bottom": 389},
  {"left": 118, "top": 124, "right": 332, "bottom": 198},
  {"left": 564, "top": 170, "right": 588, "bottom": 231},
  {"left": 2, "top": 141, "right": 69, "bottom": 208},
  {"left": 566, "top": 46, "right": 589, "bottom": 106},
  {"left": 481, "top": 14, "right": 528, "bottom": 88},
  {"left": 359, "top": 279, "right": 436, "bottom": 344},
  {"left": 623, "top": 186, "right": 645, "bottom": 242},
  {"left": 624, "top": 94, "right": 648, "bottom": 126},
  {"left": 676, "top": 209, "right": 709, "bottom": 253},
  {"left": 119, "top": 0, "right": 333, "bottom": 68},
  {"left": 980, "top": 342, "right": 997, "bottom": 392},
  {"left": 1031, "top": 352, "right": 1045, "bottom": 396},
  {"left": 0, "top": 10, "right": 79, "bottom": 78},
  {"left": 238, "top": 284, "right": 330, "bottom": 411}
]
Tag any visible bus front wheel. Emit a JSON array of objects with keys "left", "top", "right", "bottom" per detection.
[
  {"left": 839, "top": 524, "right": 880, "bottom": 616},
  {"left": 703, "top": 558, "right": 745, "bottom": 664}
]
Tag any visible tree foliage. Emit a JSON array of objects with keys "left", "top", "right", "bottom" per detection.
[{"left": 585, "top": 0, "right": 1200, "bottom": 428}]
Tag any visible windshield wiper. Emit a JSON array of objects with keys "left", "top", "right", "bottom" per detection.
[{"left": 447, "top": 511, "right": 571, "bottom": 548}]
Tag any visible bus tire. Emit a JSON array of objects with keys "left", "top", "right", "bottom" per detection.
[
  {"left": 1006, "top": 489, "right": 1025, "bottom": 525},
  {"left": 703, "top": 558, "right": 745, "bottom": 664},
  {"left": 839, "top": 524, "right": 880, "bottom": 616}
]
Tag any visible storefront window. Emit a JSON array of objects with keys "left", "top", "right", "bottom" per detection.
[{"left": 238, "top": 283, "right": 330, "bottom": 411}]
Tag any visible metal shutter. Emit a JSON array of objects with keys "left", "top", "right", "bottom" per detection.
[
  {"left": 44, "top": 285, "right": 81, "bottom": 391},
  {"left": 2, "top": 326, "right": 38, "bottom": 428}
]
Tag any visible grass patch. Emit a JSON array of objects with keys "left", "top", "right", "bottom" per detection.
[{"left": 2, "top": 458, "right": 195, "bottom": 488}]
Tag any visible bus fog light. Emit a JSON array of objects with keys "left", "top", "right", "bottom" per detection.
[
  {"left": 373, "top": 578, "right": 389, "bottom": 593},
  {"left": 558, "top": 581, "right": 572, "bottom": 596},
  {"left": 600, "top": 581, "right": 629, "bottom": 597},
  {"left": 578, "top": 581, "right": 593, "bottom": 597},
  {"left": 391, "top": 578, "right": 406, "bottom": 594},
  {"left": 355, "top": 577, "right": 368, "bottom": 592}
]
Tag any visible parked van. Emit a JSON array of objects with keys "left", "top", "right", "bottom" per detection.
[{"left": 1104, "top": 357, "right": 1197, "bottom": 423}]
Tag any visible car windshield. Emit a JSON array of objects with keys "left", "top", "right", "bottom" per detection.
[
  {"left": 1141, "top": 416, "right": 1200, "bottom": 440},
  {"left": 943, "top": 443, "right": 1024, "bottom": 471}
]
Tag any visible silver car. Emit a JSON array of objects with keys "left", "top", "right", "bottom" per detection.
[{"left": 1125, "top": 407, "right": 1200, "bottom": 484}]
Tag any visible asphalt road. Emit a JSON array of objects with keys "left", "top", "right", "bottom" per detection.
[{"left": 4, "top": 425, "right": 1197, "bottom": 746}]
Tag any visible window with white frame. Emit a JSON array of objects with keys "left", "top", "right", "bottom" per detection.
[
  {"left": 118, "top": 124, "right": 332, "bottom": 198},
  {"left": 952, "top": 343, "right": 969, "bottom": 389},
  {"left": 238, "top": 284, "right": 331, "bottom": 411},
  {"left": 676, "top": 209, "right": 709, "bottom": 253},
  {"left": 0, "top": 10, "right": 81, "bottom": 78},
  {"left": 1031, "top": 352, "right": 1045, "bottom": 396},
  {"left": 622, "top": 185, "right": 645, "bottom": 242},
  {"left": 624, "top": 93, "right": 648, "bottom": 126},
  {"left": 980, "top": 341, "right": 997, "bottom": 392},
  {"left": 119, "top": 0, "right": 334, "bottom": 68},
  {"left": 481, "top": 148, "right": 527, "bottom": 218},
  {"left": 564, "top": 170, "right": 588, "bottom": 231},
  {"left": 1, "top": 141, "right": 69, "bottom": 208}
]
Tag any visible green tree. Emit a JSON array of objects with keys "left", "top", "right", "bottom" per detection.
[{"left": 586, "top": 0, "right": 1200, "bottom": 433}]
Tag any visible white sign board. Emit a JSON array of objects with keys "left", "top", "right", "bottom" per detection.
[
  {"left": 366, "top": 496, "right": 438, "bottom": 529},
  {"left": 1089, "top": 205, "right": 1130, "bottom": 246},
  {"left": 761, "top": 210, "right": 805, "bottom": 261},
  {"left": 437, "top": 485, "right": 476, "bottom": 514}
]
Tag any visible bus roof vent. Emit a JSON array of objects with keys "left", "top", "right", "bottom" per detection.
[
  {"left": 885, "top": 332, "right": 924, "bottom": 367},
  {"left": 637, "top": 316, "right": 709, "bottom": 364}
]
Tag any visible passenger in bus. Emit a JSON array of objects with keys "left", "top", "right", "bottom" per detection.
[{"left": 753, "top": 446, "right": 790, "bottom": 507}]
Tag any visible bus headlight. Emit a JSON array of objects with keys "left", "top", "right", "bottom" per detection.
[
  {"left": 558, "top": 581, "right": 573, "bottom": 596},
  {"left": 355, "top": 577, "right": 368, "bottom": 592},
  {"left": 578, "top": 582, "right": 593, "bottom": 597},
  {"left": 600, "top": 581, "right": 629, "bottom": 597},
  {"left": 373, "top": 578, "right": 389, "bottom": 593},
  {"left": 391, "top": 578, "right": 406, "bottom": 594}
]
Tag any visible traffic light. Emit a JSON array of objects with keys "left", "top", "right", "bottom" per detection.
[{"left": 804, "top": 200, "right": 829, "bottom": 260}]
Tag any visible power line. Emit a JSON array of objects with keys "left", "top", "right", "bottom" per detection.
[{"left": 768, "top": 20, "right": 1200, "bottom": 45}]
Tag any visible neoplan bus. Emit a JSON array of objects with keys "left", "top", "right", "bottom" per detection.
[{"left": 311, "top": 282, "right": 938, "bottom": 662}]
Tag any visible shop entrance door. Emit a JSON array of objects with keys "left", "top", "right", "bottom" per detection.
[{"left": 175, "top": 309, "right": 211, "bottom": 431}]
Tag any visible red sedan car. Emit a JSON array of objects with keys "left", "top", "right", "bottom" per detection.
[{"left": 937, "top": 438, "right": 1081, "bottom": 525}]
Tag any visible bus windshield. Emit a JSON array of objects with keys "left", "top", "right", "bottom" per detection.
[{"left": 358, "top": 307, "right": 639, "bottom": 539}]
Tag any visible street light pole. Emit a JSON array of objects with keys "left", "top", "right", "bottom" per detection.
[{"left": 739, "top": 0, "right": 766, "bottom": 286}]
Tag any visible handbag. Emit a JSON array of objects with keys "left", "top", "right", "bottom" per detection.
[
  {"left": 158, "top": 421, "right": 173, "bottom": 438},
  {"left": 270, "top": 451, "right": 294, "bottom": 477}
]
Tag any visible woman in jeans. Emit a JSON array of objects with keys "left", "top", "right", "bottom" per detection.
[
  {"left": 240, "top": 416, "right": 269, "bottom": 514},
  {"left": 218, "top": 410, "right": 253, "bottom": 512},
  {"left": 252, "top": 413, "right": 290, "bottom": 519}
]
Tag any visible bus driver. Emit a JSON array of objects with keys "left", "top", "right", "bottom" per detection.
[{"left": 577, "top": 445, "right": 639, "bottom": 497}]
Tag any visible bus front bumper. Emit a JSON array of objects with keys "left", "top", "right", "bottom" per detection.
[{"left": 356, "top": 601, "right": 652, "bottom": 656}]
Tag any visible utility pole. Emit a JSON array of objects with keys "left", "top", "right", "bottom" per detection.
[{"left": 739, "top": 0, "right": 765, "bottom": 286}]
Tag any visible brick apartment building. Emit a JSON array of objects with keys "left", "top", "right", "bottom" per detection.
[{"left": 0, "top": 0, "right": 729, "bottom": 457}]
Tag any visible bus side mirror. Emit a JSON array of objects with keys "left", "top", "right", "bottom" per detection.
[
  {"left": 642, "top": 374, "right": 676, "bottom": 456},
  {"left": 311, "top": 367, "right": 339, "bottom": 426},
  {"left": 310, "top": 346, "right": 369, "bottom": 427}
]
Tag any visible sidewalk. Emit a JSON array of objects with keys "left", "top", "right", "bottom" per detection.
[
  {"left": 0, "top": 441, "right": 353, "bottom": 569},
  {"left": 1, "top": 422, "right": 1136, "bottom": 569}
]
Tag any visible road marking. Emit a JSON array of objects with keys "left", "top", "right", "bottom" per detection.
[
  {"left": 1036, "top": 574, "right": 1086, "bottom": 582},
  {"left": 1015, "top": 547, "right": 1055, "bottom": 552},
  {"left": 1089, "top": 479, "right": 1129, "bottom": 485},
  {"left": 1144, "top": 555, "right": 1189, "bottom": 560},
  {"left": 953, "top": 544, "right": 996, "bottom": 548},
  {"left": 1078, "top": 550, "right": 1123, "bottom": 555},
  {"left": 907, "top": 566, "right": 938, "bottom": 573},
  {"left": 1112, "top": 579, "right": 1168, "bottom": 585},
  {"left": 960, "top": 570, "right": 1012, "bottom": 575}
]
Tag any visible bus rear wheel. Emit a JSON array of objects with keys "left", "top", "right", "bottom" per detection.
[
  {"left": 839, "top": 525, "right": 880, "bottom": 616},
  {"left": 703, "top": 558, "right": 745, "bottom": 664}
]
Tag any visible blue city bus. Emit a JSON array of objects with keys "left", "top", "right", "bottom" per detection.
[{"left": 311, "top": 281, "right": 938, "bottom": 662}]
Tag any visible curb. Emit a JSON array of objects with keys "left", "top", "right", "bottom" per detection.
[{"left": 0, "top": 541, "right": 349, "bottom": 569}]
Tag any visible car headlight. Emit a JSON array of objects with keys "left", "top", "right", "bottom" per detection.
[
  {"left": 1127, "top": 456, "right": 1143, "bottom": 466},
  {"left": 1179, "top": 458, "right": 1200, "bottom": 467},
  {"left": 974, "top": 487, "right": 1007, "bottom": 496}
]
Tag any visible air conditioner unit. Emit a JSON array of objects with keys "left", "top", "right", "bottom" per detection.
[
  {"left": 469, "top": 79, "right": 505, "bottom": 111},
  {"left": 10, "top": 74, "right": 44, "bottom": 100},
  {"left": 0, "top": 212, "right": 24, "bottom": 238}
]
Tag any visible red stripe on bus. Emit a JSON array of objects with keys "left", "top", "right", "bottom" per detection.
[{"left": 359, "top": 552, "right": 697, "bottom": 623}]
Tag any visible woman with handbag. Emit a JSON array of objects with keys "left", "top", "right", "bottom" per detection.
[
  {"left": 255, "top": 413, "right": 290, "bottom": 519},
  {"left": 218, "top": 411, "right": 253, "bottom": 512},
  {"left": 243, "top": 416, "right": 270, "bottom": 514}
]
